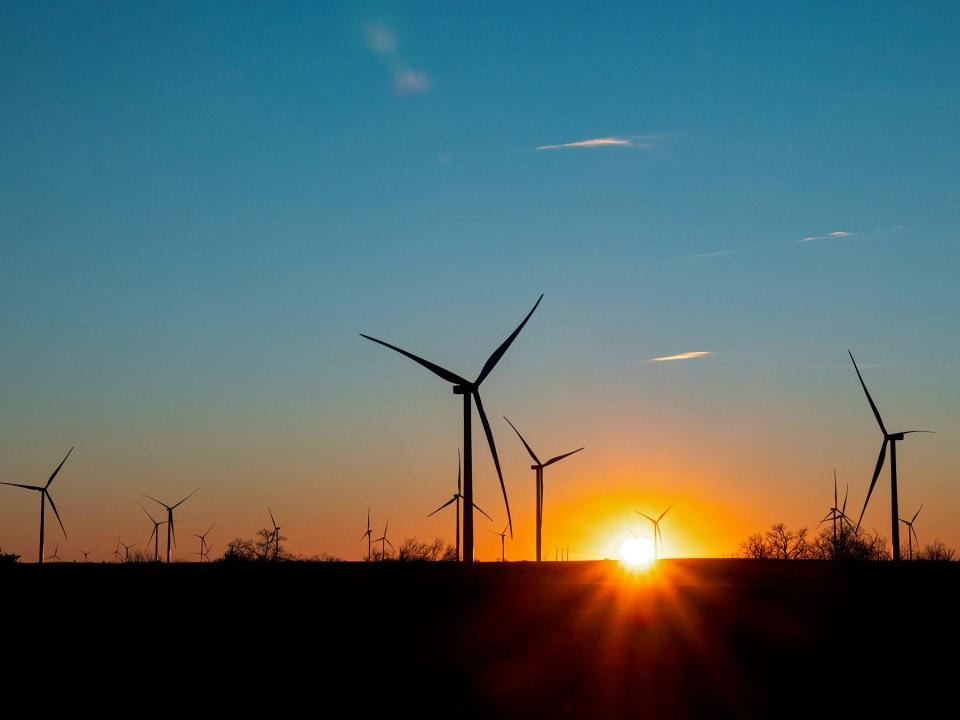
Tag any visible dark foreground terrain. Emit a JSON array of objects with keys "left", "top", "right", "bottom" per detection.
[{"left": 3, "top": 559, "right": 958, "bottom": 717}]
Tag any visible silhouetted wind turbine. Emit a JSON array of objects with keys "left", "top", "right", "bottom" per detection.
[
  {"left": 111, "top": 537, "right": 122, "bottom": 563},
  {"left": 819, "top": 470, "right": 855, "bottom": 558},
  {"left": 899, "top": 505, "right": 922, "bottom": 561},
  {"left": 77, "top": 546, "right": 96, "bottom": 563},
  {"left": 428, "top": 450, "right": 493, "bottom": 560},
  {"left": 503, "top": 417, "right": 584, "bottom": 564},
  {"left": 0, "top": 447, "right": 73, "bottom": 563},
  {"left": 491, "top": 524, "right": 508, "bottom": 561},
  {"left": 45, "top": 542, "right": 63, "bottom": 563},
  {"left": 140, "top": 502, "right": 167, "bottom": 562},
  {"left": 373, "top": 520, "right": 394, "bottom": 560},
  {"left": 142, "top": 489, "right": 199, "bottom": 563},
  {"left": 361, "top": 508, "right": 373, "bottom": 561},
  {"left": 636, "top": 505, "right": 673, "bottom": 561},
  {"left": 849, "top": 351, "right": 933, "bottom": 562},
  {"left": 361, "top": 294, "right": 543, "bottom": 565},
  {"left": 192, "top": 523, "right": 215, "bottom": 563},
  {"left": 120, "top": 540, "right": 137, "bottom": 563},
  {"left": 268, "top": 508, "right": 281, "bottom": 561}
]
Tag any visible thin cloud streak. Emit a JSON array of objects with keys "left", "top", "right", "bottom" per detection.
[
  {"left": 800, "top": 231, "right": 853, "bottom": 243},
  {"left": 537, "top": 137, "right": 639, "bottom": 151},
  {"left": 647, "top": 351, "right": 711, "bottom": 363}
]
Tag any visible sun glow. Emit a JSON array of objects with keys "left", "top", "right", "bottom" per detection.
[{"left": 620, "top": 537, "right": 654, "bottom": 566}]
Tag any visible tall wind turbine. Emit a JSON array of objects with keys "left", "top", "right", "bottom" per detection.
[
  {"left": 140, "top": 502, "right": 167, "bottom": 562},
  {"left": 636, "top": 505, "right": 673, "bottom": 562},
  {"left": 120, "top": 540, "right": 137, "bottom": 563},
  {"left": 142, "top": 489, "right": 199, "bottom": 563},
  {"left": 428, "top": 450, "right": 493, "bottom": 560},
  {"left": 899, "top": 506, "right": 922, "bottom": 561},
  {"left": 192, "top": 523, "right": 215, "bottom": 563},
  {"left": 491, "top": 524, "right": 508, "bottom": 562},
  {"left": 373, "top": 520, "right": 394, "bottom": 561},
  {"left": 361, "top": 508, "right": 373, "bottom": 561},
  {"left": 503, "top": 417, "right": 584, "bottom": 564},
  {"left": 361, "top": 294, "right": 543, "bottom": 566},
  {"left": 849, "top": 351, "right": 933, "bottom": 562},
  {"left": 0, "top": 447, "right": 73, "bottom": 563}
]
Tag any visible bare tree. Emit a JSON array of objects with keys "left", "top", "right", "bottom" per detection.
[
  {"left": 916, "top": 540, "right": 957, "bottom": 561},
  {"left": 397, "top": 537, "right": 457, "bottom": 561}
]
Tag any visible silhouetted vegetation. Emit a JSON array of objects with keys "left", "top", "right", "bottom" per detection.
[
  {"left": 915, "top": 539, "right": 957, "bottom": 561},
  {"left": 739, "top": 522, "right": 890, "bottom": 560},
  {"left": 0, "top": 548, "right": 20, "bottom": 565},
  {"left": 221, "top": 527, "right": 291, "bottom": 562},
  {"left": 397, "top": 537, "right": 457, "bottom": 561}
]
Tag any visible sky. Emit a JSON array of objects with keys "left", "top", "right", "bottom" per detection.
[{"left": 1, "top": 2, "right": 958, "bottom": 562}]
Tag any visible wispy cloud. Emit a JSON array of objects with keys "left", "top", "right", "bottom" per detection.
[
  {"left": 647, "top": 351, "right": 711, "bottom": 363},
  {"left": 536, "top": 135, "right": 659, "bottom": 151},
  {"left": 365, "top": 22, "right": 430, "bottom": 96},
  {"left": 690, "top": 250, "right": 734, "bottom": 258},
  {"left": 799, "top": 231, "right": 853, "bottom": 243}
]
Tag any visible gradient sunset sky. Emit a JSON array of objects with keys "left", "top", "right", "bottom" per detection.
[{"left": 2, "top": 2, "right": 958, "bottom": 561}]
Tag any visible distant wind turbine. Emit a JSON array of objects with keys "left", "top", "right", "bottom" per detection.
[
  {"left": 373, "top": 520, "right": 394, "bottom": 561},
  {"left": 819, "top": 470, "right": 855, "bottom": 558},
  {"left": 192, "top": 523, "right": 215, "bottom": 563},
  {"left": 140, "top": 502, "right": 167, "bottom": 562},
  {"left": 45, "top": 542, "right": 63, "bottom": 563},
  {"left": 76, "top": 546, "right": 96, "bottom": 563},
  {"left": 428, "top": 450, "right": 493, "bottom": 560},
  {"left": 503, "top": 417, "right": 584, "bottom": 564},
  {"left": 111, "top": 537, "right": 122, "bottom": 563},
  {"left": 899, "top": 506, "right": 923, "bottom": 561},
  {"left": 636, "top": 505, "right": 673, "bottom": 561},
  {"left": 361, "top": 294, "right": 543, "bottom": 565},
  {"left": 0, "top": 447, "right": 73, "bottom": 563},
  {"left": 268, "top": 508, "right": 282, "bottom": 561},
  {"left": 120, "top": 540, "right": 137, "bottom": 563},
  {"left": 491, "top": 524, "right": 508, "bottom": 562},
  {"left": 142, "top": 489, "right": 200, "bottom": 563},
  {"left": 361, "top": 508, "right": 373, "bottom": 561},
  {"left": 849, "top": 351, "right": 933, "bottom": 562}
]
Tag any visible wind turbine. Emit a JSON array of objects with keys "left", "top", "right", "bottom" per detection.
[
  {"left": 361, "top": 294, "right": 543, "bottom": 566},
  {"left": 849, "top": 351, "right": 933, "bottom": 562},
  {"left": 373, "top": 520, "right": 394, "bottom": 561},
  {"left": 111, "top": 537, "right": 122, "bottom": 563},
  {"left": 142, "top": 489, "right": 199, "bottom": 563},
  {"left": 819, "top": 470, "right": 855, "bottom": 558},
  {"left": 361, "top": 508, "right": 373, "bottom": 561},
  {"left": 120, "top": 540, "right": 137, "bottom": 563},
  {"left": 899, "top": 506, "right": 922, "bottom": 561},
  {"left": 0, "top": 447, "right": 73, "bottom": 563},
  {"left": 45, "top": 542, "right": 63, "bottom": 563},
  {"left": 491, "top": 524, "right": 508, "bottom": 561},
  {"left": 636, "top": 505, "right": 673, "bottom": 561},
  {"left": 503, "top": 417, "right": 584, "bottom": 564},
  {"left": 76, "top": 546, "right": 96, "bottom": 563},
  {"left": 192, "top": 523, "right": 215, "bottom": 563},
  {"left": 140, "top": 502, "right": 167, "bottom": 562},
  {"left": 268, "top": 508, "right": 282, "bottom": 561},
  {"left": 428, "top": 450, "right": 493, "bottom": 560}
]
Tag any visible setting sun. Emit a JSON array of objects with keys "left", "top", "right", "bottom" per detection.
[{"left": 620, "top": 537, "right": 655, "bottom": 566}]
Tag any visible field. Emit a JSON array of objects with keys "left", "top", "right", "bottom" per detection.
[{"left": 4, "top": 559, "right": 957, "bottom": 717}]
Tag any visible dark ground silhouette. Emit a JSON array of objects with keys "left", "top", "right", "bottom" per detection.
[{"left": 2, "top": 559, "right": 956, "bottom": 717}]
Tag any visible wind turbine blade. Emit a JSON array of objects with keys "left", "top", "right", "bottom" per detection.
[
  {"left": 842, "top": 484, "right": 849, "bottom": 514},
  {"left": 359, "top": 334, "right": 469, "bottom": 386},
  {"left": 427, "top": 496, "right": 457, "bottom": 517},
  {"left": 543, "top": 447, "right": 585, "bottom": 467},
  {"left": 457, "top": 449, "right": 461, "bottom": 495},
  {"left": 472, "top": 502, "right": 493, "bottom": 522},
  {"left": 0, "top": 482, "right": 43, "bottom": 490},
  {"left": 204, "top": 523, "right": 215, "bottom": 537},
  {"left": 502, "top": 523, "right": 509, "bottom": 535},
  {"left": 503, "top": 416, "right": 541, "bottom": 465},
  {"left": 911, "top": 526, "right": 919, "bottom": 547},
  {"left": 360, "top": 530, "right": 371, "bottom": 540},
  {"left": 848, "top": 351, "right": 887, "bottom": 436},
  {"left": 45, "top": 447, "right": 74, "bottom": 488},
  {"left": 269, "top": 507, "right": 278, "bottom": 530},
  {"left": 170, "top": 518, "right": 177, "bottom": 548},
  {"left": 45, "top": 491, "right": 67, "bottom": 537},
  {"left": 141, "top": 493, "right": 169, "bottom": 509},
  {"left": 385, "top": 538, "right": 394, "bottom": 550},
  {"left": 834, "top": 470, "right": 838, "bottom": 508},
  {"left": 474, "top": 294, "right": 543, "bottom": 386},
  {"left": 856, "top": 439, "right": 888, "bottom": 530},
  {"left": 635, "top": 511, "right": 655, "bottom": 524},
  {"left": 172, "top": 488, "right": 199, "bottom": 509},
  {"left": 138, "top": 502, "right": 160, "bottom": 524},
  {"left": 474, "top": 392, "right": 513, "bottom": 537},
  {"left": 911, "top": 505, "right": 923, "bottom": 523},
  {"left": 657, "top": 504, "right": 674, "bottom": 522}
]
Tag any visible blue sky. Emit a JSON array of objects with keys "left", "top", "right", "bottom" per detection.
[{"left": 1, "top": 2, "right": 958, "bottom": 560}]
